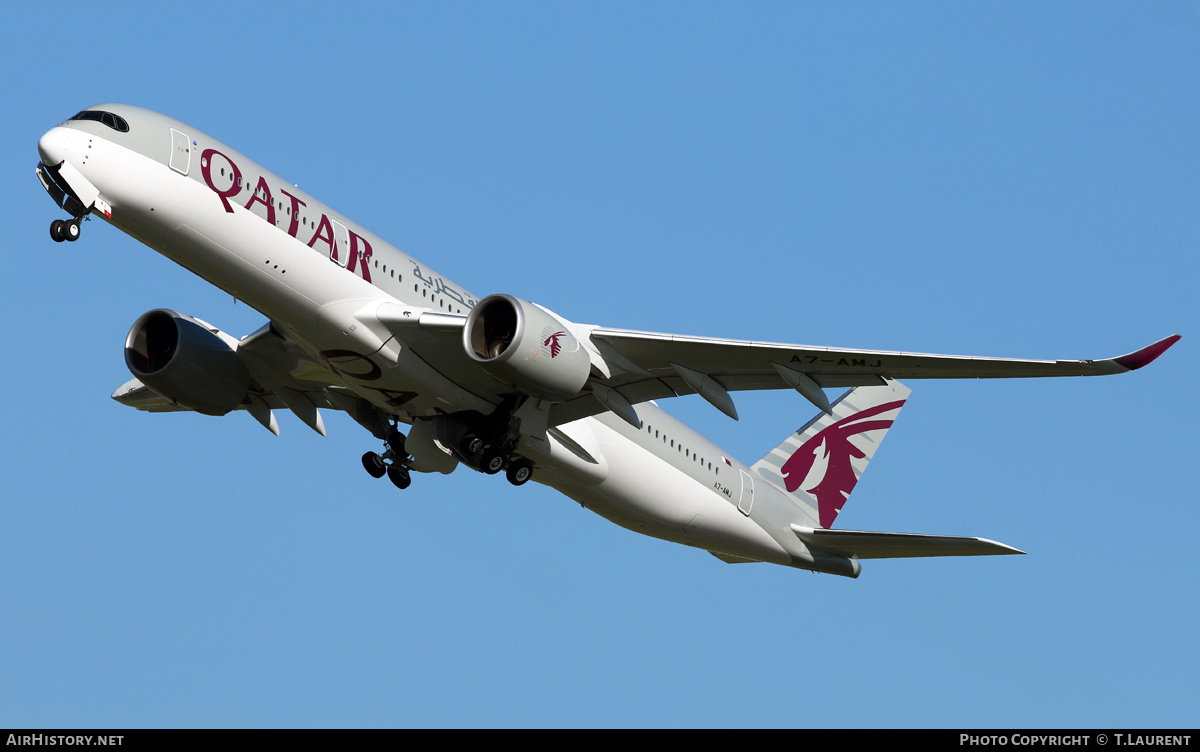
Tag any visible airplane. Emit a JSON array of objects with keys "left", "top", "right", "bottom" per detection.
[{"left": 35, "top": 104, "right": 1180, "bottom": 578}]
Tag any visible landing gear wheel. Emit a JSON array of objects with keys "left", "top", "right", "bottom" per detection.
[
  {"left": 482, "top": 450, "right": 506, "bottom": 475},
  {"left": 361, "top": 451, "right": 386, "bottom": 479},
  {"left": 64, "top": 219, "right": 81, "bottom": 242},
  {"left": 461, "top": 434, "right": 484, "bottom": 457},
  {"left": 50, "top": 219, "right": 66, "bottom": 242},
  {"left": 506, "top": 458, "right": 534, "bottom": 486},
  {"left": 386, "top": 465, "right": 411, "bottom": 490}
]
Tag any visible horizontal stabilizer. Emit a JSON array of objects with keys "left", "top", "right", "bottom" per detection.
[{"left": 791, "top": 525, "right": 1024, "bottom": 559}]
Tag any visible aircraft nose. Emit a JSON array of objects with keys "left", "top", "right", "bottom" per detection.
[{"left": 38, "top": 126, "right": 77, "bottom": 166}]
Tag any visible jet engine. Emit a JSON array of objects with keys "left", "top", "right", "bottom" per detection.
[
  {"left": 124, "top": 309, "right": 250, "bottom": 416},
  {"left": 463, "top": 294, "right": 591, "bottom": 402}
]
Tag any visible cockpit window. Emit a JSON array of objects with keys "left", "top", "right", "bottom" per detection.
[{"left": 69, "top": 110, "right": 130, "bottom": 133}]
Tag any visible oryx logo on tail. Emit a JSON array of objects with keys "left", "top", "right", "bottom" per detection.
[
  {"left": 749, "top": 381, "right": 911, "bottom": 532},
  {"left": 780, "top": 399, "right": 906, "bottom": 528}
]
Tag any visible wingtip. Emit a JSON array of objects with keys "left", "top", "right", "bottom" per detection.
[{"left": 1112, "top": 334, "right": 1182, "bottom": 371}]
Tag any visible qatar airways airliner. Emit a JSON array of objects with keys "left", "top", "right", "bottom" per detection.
[{"left": 36, "top": 105, "right": 1179, "bottom": 577}]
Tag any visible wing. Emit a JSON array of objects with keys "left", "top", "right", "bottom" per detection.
[
  {"left": 113, "top": 321, "right": 392, "bottom": 440},
  {"left": 547, "top": 329, "right": 1181, "bottom": 426},
  {"left": 363, "top": 295, "right": 1179, "bottom": 428},
  {"left": 113, "top": 301, "right": 1179, "bottom": 438}
]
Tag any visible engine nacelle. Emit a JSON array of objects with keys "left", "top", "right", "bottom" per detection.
[
  {"left": 124, "top": 309, "right": 250, "bottom": 416},
  {"left": 464, "top": 294, "right": 591, "bottom": 402}
]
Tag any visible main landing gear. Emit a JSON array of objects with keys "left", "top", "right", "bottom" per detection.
[
  {"left": 458, "top": 432, "right": 535, "bottom": 487},
  {"left": 505, "top": 457, "right": 534, "bottom": 487},
  {"left": 362, "top": 428, "right": 413, "bottom": 491},
  {"left": 364, "top": 411, "right": 539, "bottom": 493},
  {"left": 49, "top": 217, "right": 82, "bottom": 243}
]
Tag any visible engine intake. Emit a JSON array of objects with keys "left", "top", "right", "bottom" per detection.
[
  {"left": 464, "top": 294, "right": 590, "bottom": 402},
  {"left": 125, "top": 309, "right": 250, "bottom": 416}
]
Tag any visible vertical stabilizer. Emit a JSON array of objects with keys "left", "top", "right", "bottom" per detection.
[{"left": 752, "top": 380, "right": 910, "bottom": 528}]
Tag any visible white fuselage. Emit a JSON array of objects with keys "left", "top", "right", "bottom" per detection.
[{"left": 38, "top": 106, "right": 814, "bottom": 569}]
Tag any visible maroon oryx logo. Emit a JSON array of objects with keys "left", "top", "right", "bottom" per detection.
[
  {"left": 781, "top": 400, "right": 905, "bottom": 528},
  {"left": 544, "top": 331, "right": 566, "bottom": 358}
]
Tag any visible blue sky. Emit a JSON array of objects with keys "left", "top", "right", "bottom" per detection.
[{"left": 1, "top": 2, "right": 1195, "bottom": 728}]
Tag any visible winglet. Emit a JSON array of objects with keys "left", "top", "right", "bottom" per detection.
[{"left": 1111, "top": 334, "right": 1181, "bottom": 371}]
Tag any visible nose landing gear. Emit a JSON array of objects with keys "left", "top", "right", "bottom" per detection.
[
  {"left": 49, "top": 218, "right": 81, "bottom": 243},
  {"left": 39, "top": 161, "right": 91, "bottom": 242}
]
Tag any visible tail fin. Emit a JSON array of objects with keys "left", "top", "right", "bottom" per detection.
[{"left": 751, "top": 379, "right": 910, "bottom": 529}]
